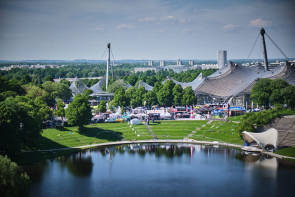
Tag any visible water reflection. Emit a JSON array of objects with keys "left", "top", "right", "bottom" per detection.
[
  {"left": 26, "top": 144, "right": 295, "bottom": 197},
  {"left": 57, "top": 152, "right": 93, "bottom": 177},
  {"left": 96, "top": 143, "right": 240, "bottom": 160},
  {"left": 238, "top": 152, "right": 279, "bottom": 179},
  {"left": 23, "top": 161, "right": 48, "bottom": 182}
]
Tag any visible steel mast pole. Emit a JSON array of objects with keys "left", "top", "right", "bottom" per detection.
[
  {"left": 106, "top": 43, "right": 111, "bottom": 91},
  {"left": 260, "top": 28, "right": 269, "bottom": 71}
]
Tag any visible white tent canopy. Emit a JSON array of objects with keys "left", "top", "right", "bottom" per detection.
[
  {"left": 242, "top": 128, "right": 278, "bottom": 148},
  {"left": 130, "top": 119, "right": 141, "bottom": 125}
]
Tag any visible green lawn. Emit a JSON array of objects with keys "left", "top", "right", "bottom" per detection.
[
  {"left": 191, "top": 120, "right": 244, "bottom": 144},
  {"left": 148, "top": 120, "right": 244, "bottom": 144},
  {"left": 39, "top": 120, "right": 243, "bottom": 151},
  {"left": 39, "top": 122, "right": 153, "bottom": 150},
  {"left": 228, "top": 115, "right": 244, "bottom": 122},
  {"left": 275, "top": 147, "right": 295, "bottom": 158},
  {"left": 17, "top": 116, "right": 294, "bottom": 164},
  {"left": 150, "top": 120, "right": 207, "bottom": 139},
  {"left": 132, "top": 124, "right": 154, "bottom": 140}
]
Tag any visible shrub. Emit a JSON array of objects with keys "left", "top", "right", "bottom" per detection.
[
  {"left": 238, "top": 109, "right": 290, "bottom": 134},
  {"left": 0, "top": 155, "right": 30, "bottom": 197}
]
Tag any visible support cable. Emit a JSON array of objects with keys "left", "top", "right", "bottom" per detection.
[
  {"left": 100, "top": 48, "right": 107, "bottom": 61},
  {"left": 247, "top": 33, "right": 260, "bottom": 59},
  {"left": 265, "top": 33, "right": 289, "bottom": 60},
  {"left": 111, "top": 49, "right": 115, "bottom": 80}
]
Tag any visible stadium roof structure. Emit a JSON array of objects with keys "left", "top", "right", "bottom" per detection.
[
  {"left": 109, "top": 79, "right": 132, "bottom": 90},
  {"left": 163, "top": 73, "right": 205, "bottom": 90},
  {"left": 89, "top": 80, "right": 113, "bottom": 97},
  {"left": 194, "top": 61, "right": 295, "bottom": 100},
  {"left": 69, "top": 78, "right": 113, "bottom": 97},
  {"left": 136, "top": 80, "right": 153, "bottom": 91},
  {"left": 69, "top": 78, "right": 89, "bottom": 96}
]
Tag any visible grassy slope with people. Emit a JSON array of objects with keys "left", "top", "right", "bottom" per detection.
[
  {"left": 38, "top": 119, "right": 244, "bottom": 151},
  {"left": 17, "top": 111, "right": 295, "bottom": 163},
  {"left": 39, "top": 122, "right": 152, "bottom": 150},
  {"left": 276, "top": 147, "right": 295, "bottom": 158}
]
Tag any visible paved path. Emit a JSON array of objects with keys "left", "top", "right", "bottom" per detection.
[
  {"left": 263, "top": 151, "right": 295, "bottom": 160},
  {"left": 27, "top": 139, "right": 243, "bottom": 152},
  {"left": 146, "top": 124, "right": 158, "bottom": 140}
]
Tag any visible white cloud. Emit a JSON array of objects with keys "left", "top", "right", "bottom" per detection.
[
  {"left": 137, "top": 17, "right": 156, "bottom": 22},
  {"left": 223, "top": 24, "right": 240, "bottom": 31},
  {"left": 116, "top": 24, "right": 135, "bottom": 29},
  {"left": 137, "top": 15, "right": 187, "bottom": 25},
  {"left": 249, "top": 18, "right": 271, "bottom": 27},
  {"left": 95, "top": 26, "right": 104, "bottom": 31},
  {"left": 182, "top": 28, "right": 192, "bottom": 33},
  {"left": 161, "top": 15, "right": 176, "bottom": 21}
]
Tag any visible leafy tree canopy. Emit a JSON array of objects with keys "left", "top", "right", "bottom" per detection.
[
  {"left": 98, "top": 100, "right": 107, "bottom": 113},
  {"left": 0, "top": 155, "right": 30, "bottom": 197},
  {"left": 65, "top": 94, "right": 92, "bottom": 130}
]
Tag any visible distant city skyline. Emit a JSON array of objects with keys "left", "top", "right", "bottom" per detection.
[{"left": 0, "top": 0, "right": 295, "bottom": 60}]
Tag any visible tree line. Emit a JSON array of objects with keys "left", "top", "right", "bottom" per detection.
[
  {"left": 110, "top": 80, "right": 197, "bottom": 109},
  {"left": 250, "top": 78, "right": 295, "bottom": 109}
]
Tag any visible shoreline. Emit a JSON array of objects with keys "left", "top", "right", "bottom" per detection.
[{"left": 23, "top": 139, "right": 295, "bottom": 161}]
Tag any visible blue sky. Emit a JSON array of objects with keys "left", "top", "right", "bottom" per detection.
[{"left": 0, "top": 0, "right": 294, "bottom": 60}]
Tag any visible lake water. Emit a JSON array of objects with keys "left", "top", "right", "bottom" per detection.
[{"left": 25, "top": 143, "right": 295, "bottom": 197}]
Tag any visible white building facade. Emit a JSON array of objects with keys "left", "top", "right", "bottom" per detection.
[{"left": 218, "top": 50, "right": 227, "bottom": 69}]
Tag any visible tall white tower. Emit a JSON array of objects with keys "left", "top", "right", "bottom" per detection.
[
  {"left": 148, "top": 60, "right": 153, "bottom": 66},
  {"left": 189, "top": 60, "right": 194, "bottom": 66},
  {"left": 218, "top": 50, "right": 227, "bottom": 69},
  {"left": 106, "top": 43, "right": 111, "bottom": 91},
  {"left": 160, "top": 60, "right": 165, "bottom": 67},
  {"left": 177, "top": 59, "right": 182, "bottom": 66}
]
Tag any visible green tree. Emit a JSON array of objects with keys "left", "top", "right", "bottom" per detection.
[
  {"left": 42, "top": 81, "right": 72, "bottom": 102},
  {"left": 13, "top": 96, "right": 45, "bottom": 147},
  {"left": 24, "top": 85, "right": 46, "bottom": 99},
  {"left": 112, "top": 88, "right": 127, "bottom": 107},
  {"left": 0, "top": 96, "right": 47, "bottom": 155},
  {"left": 20, "top": 74, "right": 32, "bottom": 84},
  {"left": 281, "top": 85, "right": 295, "bottom": 109},
  {"left": 0, "top": 91, "right": 17, "bottom": 102},
  {"left": 269, "top": 79, "right": 289, "bottom": 105},
  {"left": 251, "top": 78, "right": 272, "bottom": 107},
  {"left": 126, "top": 75, "right": 138, "bottom": 86},
  {"left": 60, "top": 79, "right": 71, "bottom": 87},
  {"left": 0, "top": 155, "right": 30, "bottom": 197},
  {"left": 131, "top": 86, "right": 146, "bottom": 107},
  {"left": 182, "top": 86, "right": 197, "bottom": 105},
  {"left": 66, "top": 94, "right": 92, "bottom": 131},
  {"left": 83, "top": 89, "right": 93, "bottom": 96},
  {"left": 172, "top": 84, "right": 183, "bottom": 106},
  {"left": 43, "top": 75, "right": 54, "bottom": 82},
  {"left": 97, "top": 100, "right": 107, "bottom": 113},
  {"left": 157, "top": 80, "right": 175, "bottom": 107},
  {"left": 125, "top": 87, "right": 136, "bottom": 106},
  {"left": 152, "top": 82, "right": 163, "bottom": 93},
  {"left": 0, "top": 76, "right": 25, "bottom": 100},
  {"left": 144, "top": 91, "right": 158, "bottom": 106},
  {"left": 34, "top": 96, "right": 52, "bottom": 121},
  {"left": 0, "top": 99, "right": 21, "bottom": 154},
  {"left": 56, "top": 83, "right": 72, "bottom": 100},
  {"left": 55, "top": 99, "right": 65, "bottom": 120}
]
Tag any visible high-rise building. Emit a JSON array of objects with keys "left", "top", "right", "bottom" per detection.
[
  {"left": 218, "top": 50, "right": 227, "bottom": 69},
  {"left": 148, "top": 60, "right": 153, "bottom": 66},
  {"left": 177, "top": 59, "right": 182, "bottom": 66},
  {"left": 160, "top": 60, "right": 165, "bottom": 67},
  {"left": 189, "top": 60, "right": 194, "bottom": 66}
]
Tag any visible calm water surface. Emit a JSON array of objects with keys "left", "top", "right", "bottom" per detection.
[{"left": 25, "top": 144, "right": 295, "bottom": 197}]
